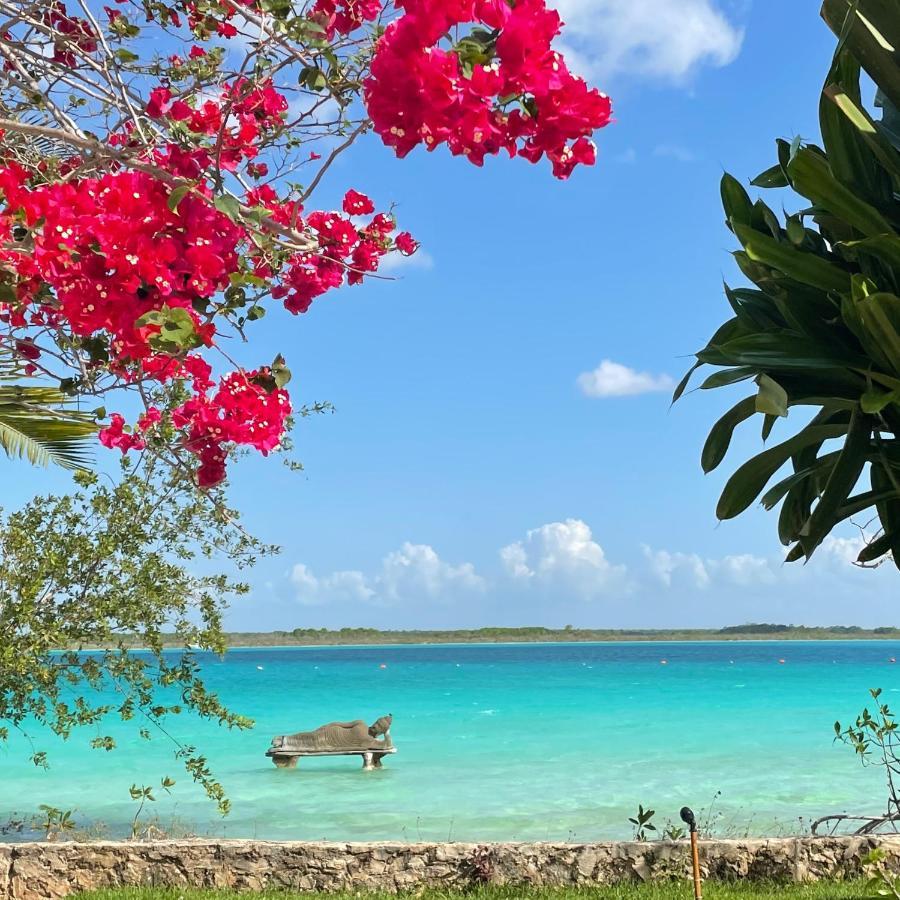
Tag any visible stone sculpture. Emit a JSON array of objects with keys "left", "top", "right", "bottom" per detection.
[{"left": 266, "top": 714, "right": 395, "bottom": 769}]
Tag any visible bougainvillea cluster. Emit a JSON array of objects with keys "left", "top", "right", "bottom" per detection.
[
  {"left": 364, "top": 0, "right": 612, "bottom": 177},
  {"left": 0, "top": 0, "right": 610, "bottom": 486}
]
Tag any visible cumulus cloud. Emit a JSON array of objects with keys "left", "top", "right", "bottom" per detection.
[
  {"left": 380, "top": 542, "right": 484, "bottom": 601},
  {"left": 291, "top": 542, "right": 483, "bottom": 607},
  {"left": 643, "top": 546, "right": 780, "bottom": 589},
  {"left": 577, "top": 360, "right": 674, "bottom": 398},
  {"left": 549, "top": 0, "right": 744, "bottom": 83},
  {"left": 500, "top": 518, "right": 630, "bottom": 598},
  {"left": 290, "top": 564, "right": 375, "bottom": 607},
  {"left": 378, "top": 248, "right": 435, "bottom": 274},
  {"left": 642, "top": 547, "right": 710, "bottom": 589}
]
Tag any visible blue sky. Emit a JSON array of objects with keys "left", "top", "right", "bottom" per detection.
[{"left": 6, "top": 0, "right": 898, "bottom": 629}]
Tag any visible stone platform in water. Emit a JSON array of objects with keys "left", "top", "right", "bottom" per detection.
[{"left": 266, "top": 714, "right": 395, "bottom": 770}]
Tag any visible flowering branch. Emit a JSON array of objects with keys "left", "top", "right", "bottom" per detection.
[{"left": 0, "top": 0, "right": 612, "bottom": 486}]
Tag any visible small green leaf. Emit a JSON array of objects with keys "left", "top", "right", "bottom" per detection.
[
  {"left": 861, "top": 389, "right": 899, "bottom": 414},
  {"left": 213, "top": 195, "right": 242, "bottom": 222},
  {"left": 167, "top": 185, "right": 191, "bottom": 214},
  {"left": 750, "top": 162, "right": 789, "bottom": 189}
]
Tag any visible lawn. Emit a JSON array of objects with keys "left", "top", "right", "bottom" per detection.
[{"left": 76, "top": 881, "right": 877, "bottom": 899}]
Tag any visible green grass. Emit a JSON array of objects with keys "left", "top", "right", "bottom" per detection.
[{"left": 76, "top": 881, "right": 876, "bottom": 899}]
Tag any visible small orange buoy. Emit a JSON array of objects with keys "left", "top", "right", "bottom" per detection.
[{"left": 778, "top": 659, "right": 786, "bottom": 664}]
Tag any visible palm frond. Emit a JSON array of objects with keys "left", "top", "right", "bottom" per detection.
[{"left": 0, "top": 386, "right": 96, "bottom": 469}]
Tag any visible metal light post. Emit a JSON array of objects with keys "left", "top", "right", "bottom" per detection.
[{"left": 680, "top": 806, "right": 702, "bottom": 900}]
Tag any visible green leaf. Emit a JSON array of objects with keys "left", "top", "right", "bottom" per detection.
[
  {"left": 824, "top": 81, "right": 900, "bottom": 179},
  {"left": 787, "top": 146, "right": 894, "bottom": 237},
  {"left": 671, "top": 361, "right": 701, "bottom": 404},
  {"left": 751, "top": 162, "right": 789, "bottom": 189},
  {"left": 799, "top": 409, "right": 871, "bottom": 557},
  {"left": 861, "top": 388, "right": 900, "bottom": 413},
  {"left": 702, "top": 396, "right": 757, "bottom": 473},
  {"left": 698, "top": 367, "right": 759, "bottom": 390},
  {"left": 699, "top": 332, "right": 868, "bottom": 370},
  {"left": 786, "top": 216, "right": 806, "bottom": 246},
  {"left": 871, "top": 461, "right": 900, "bottom": 570},
  {"left": 716, "top": 424, "right": 849, "bottom": 520},
  {"left": 167, "top": 185, "right": 191, "bottom": 214},
  {"left": 858, "top": 530, "right": 898, "bottom": 562},
  {"left": 732, "top": 222, "right": 852, "bottom": 293},
  {"left": 821, "top": 0, "right": 900, "bottom": 112},
  {"left": 755, "top": 374, "right": 789, "bottom": 417},
  {"left": 720, "top": 173, "right": 753, "bottom": 227},
  {"left": 213, "top": 195, "right": 241, "bottom": 222},
  {"left": 854, "top": 292, "right": 900, "bottom": 375},
  {"left": 760, "top": 450, "right": 842, "bottom": 510},
  {"left": 271, "top": 353, "right": 291, "bottom": 389},
  {"left": 0, "top": 384, "right": 96, "bottom": 470},
  {"left": 838, "top": 235, "right": 900, "bottom": 269},
  {"left": 137, "top": 306, "right": 202, "bottom": 353}
]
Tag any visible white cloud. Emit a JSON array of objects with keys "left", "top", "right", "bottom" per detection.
[
  {"left": 290, "top": 563, "right": 374, "bottom": 607},
  {"left": 642, "top": 546, "right": 710, "bottom": 589},
  {"left": 275, "top": 522, "right": 895, "bottom": 630},
  {"left": 643, "top": 546, "right": 778, "bottom": 589},
  {"left": 714, "top": 552, "right": 777, "bottom": 587},
  {"left": 550, "top": 0, "right": 744, "bottom": 83},
  {"left": 653, "top": 143, "right": 696, "bottom": 163},
  {"left": 380, "top": 542, "right": 484, "bottom": 602},
  {"left": 501, "top": 519, "right": 630, "bottom": 598},
  {"left": 378, "top": 248, "right": 435, "bottom": 274},
  {"left": 613, "top": 148, "right": 637, "bottom": 164},
  {"left": 291, "top": 542, "right": 482, "bottom": 607},
  {"left": 577, "top": 360, "right": 674, "bottom": 398}
]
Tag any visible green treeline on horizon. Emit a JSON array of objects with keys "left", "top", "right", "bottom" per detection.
[{"left": 129, "top": 623, "right": 900, "bottom": 648}]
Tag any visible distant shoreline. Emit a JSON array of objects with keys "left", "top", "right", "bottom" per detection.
[{"left": 81, "top": 624, "right": 900, "bottom": 650}]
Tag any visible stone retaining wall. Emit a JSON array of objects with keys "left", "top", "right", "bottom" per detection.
[{"left": 3, "top": 836, "right": 900, "bottom": 899}]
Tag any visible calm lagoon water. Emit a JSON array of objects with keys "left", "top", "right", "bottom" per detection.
[{"left": 2, "top": 640, "right": 900, "bottom": 841}]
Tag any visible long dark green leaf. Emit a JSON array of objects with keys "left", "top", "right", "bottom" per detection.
[
  {"left": 787, "top": 147, "right": 893, "bottom": 237},
  {"left": 702, "top": 396, "right": 757, "bottom": 474},
  {"left": 716, "top": 424, "right": 848, "bottom": 520},
  {"left": 799, "top": 409, "right": 871, "bottom": 556},
  {"left": 858, "top": 530, "right": 898, "bottom": 562},
  {"left": 733, "top": 222, "right": 852, "bottom": 292},
  {"left": 761, "top": 450, "right": 842, "bottom": 510},
  {"left": 821, "top": 0, "right": 900, "bottom": 112},
  {"left": 699, "top": 332, "right": 869, "bottom": 370}
]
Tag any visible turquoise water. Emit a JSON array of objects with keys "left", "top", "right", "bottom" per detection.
[{"left": 2, "top": 640, "right": 899, "bottom": 841}]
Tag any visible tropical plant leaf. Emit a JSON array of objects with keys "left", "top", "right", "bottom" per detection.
[
  {"left": 0, "top": 385, "right": 95, "bottom": 469},
  {"left": 716, "top": 424, "right": 848, "bottom": 520},
  {"left": 733, "top": 222, "right": 852, "bottom": 293}
]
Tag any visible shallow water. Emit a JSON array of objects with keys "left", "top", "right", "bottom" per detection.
[{"left": 1, "top": 641, "right": 898, "bottom": 841}]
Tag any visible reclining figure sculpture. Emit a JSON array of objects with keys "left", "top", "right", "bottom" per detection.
[{"left": 266, "top": 714, "right": 395, "bottom": 769}]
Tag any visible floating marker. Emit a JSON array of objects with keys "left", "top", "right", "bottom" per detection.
[
  {"left": 379, "top": 663, "right": 387, "bottom": 669},
  {"left": 660, "top": 659, "right": 668, "bottom": 665},
  {"left": 778, "top": 659, "right": 786, "bottom": 664},
  {"left": 891, "top": 658, "right": 896, "bottom": 664}
]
